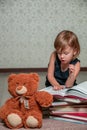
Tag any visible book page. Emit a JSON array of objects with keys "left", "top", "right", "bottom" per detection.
[
  {"left": 66, "top": 90, "right": 87, "bottom": 99},
  {"left": 40, "top": 86, "right": 68, "bottom": 96},
  {"left": 67, "top": 81, "right": 87, "bottom": 94}
]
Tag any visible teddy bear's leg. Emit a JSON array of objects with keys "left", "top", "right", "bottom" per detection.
[
  {"left": 26, "top": 116, "right": 39, "bottom": 128},
  {"left": 24, "top": 110, "right": 42, "bottom": 128},
  {"left": 5, "top": 111, "right": 23, "bottom": 129}
]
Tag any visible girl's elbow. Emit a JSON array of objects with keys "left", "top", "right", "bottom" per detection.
[{"left": 47, "top": 74, "right": 53, "bottom": 82}]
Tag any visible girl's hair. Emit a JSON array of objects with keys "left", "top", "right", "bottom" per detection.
[{"left": 54, "top": 30, "right": 80, "bottom": 58}]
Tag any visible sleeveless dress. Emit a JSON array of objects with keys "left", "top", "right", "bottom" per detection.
[{"left": 45, "top": 55, "right": 80, "bottom": 87}]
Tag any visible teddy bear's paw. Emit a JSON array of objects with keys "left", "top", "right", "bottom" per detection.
[
  {"left": 7, "top": 113, "right": 22, "bottom": 127},
  {"left": 26, "top": 116, "right": 38, "bottom": 128}
]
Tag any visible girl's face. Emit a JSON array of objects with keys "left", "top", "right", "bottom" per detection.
[{"left": 57, "top": 46, "right": 76, "bottom": 64}]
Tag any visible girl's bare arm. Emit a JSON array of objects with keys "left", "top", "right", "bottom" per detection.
[
  {"left": 47, "top": 51, "right": 64, "bottom": 90},
  {"left": 65, "top": 61, "right": 80, "bottom": 88}
]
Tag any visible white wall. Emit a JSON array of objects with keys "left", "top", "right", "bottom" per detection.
[{"left": 0, "top": 0, "right": 87, "bottom": 68}]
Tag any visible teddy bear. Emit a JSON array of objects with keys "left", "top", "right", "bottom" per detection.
[{"left": 0, "top": 73, "right": 53, "bottom": 129}]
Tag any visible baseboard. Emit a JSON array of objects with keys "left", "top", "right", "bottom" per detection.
[
  {"left": 0, "top": 68, "right": 47, "bottom": 73},
  {"left": 80, "top": 67, "right": 87, "bottom": 71},
  {"left": 0, "top": 67, "right": 87, "bottom": 73}
]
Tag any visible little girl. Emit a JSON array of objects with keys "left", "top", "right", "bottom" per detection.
[{"left": 45, "top": 30, "right": 80, "bottom": 90}]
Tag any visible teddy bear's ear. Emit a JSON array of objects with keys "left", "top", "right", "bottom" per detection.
[
  {"left": 8, "top": 74, "right": 17, "bottom": 82},
  {"left": 30, "top": 73, "right": 39, "bottom": 82}
]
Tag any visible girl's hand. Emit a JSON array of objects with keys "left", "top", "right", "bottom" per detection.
[{"left": 53, "top": 85, "right": 65, "bottom": 90}]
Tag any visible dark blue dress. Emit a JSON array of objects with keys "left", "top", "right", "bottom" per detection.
[{"left": 45, "top": 55, "right": 80, "bottom": 87}]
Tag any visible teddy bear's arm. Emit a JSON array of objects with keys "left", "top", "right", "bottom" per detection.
[{"left": 35, "top": 91, "right": 53, "bottom": 107}]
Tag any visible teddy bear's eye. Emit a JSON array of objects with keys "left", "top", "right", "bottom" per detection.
[
  {"left": 23, "top": 83, "right": 26, "bottom": 86},
  {"left": 16, "top": 82, "right": 19, "bottom": 85}
]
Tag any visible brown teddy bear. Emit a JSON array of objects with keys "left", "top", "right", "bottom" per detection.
[{"left": 0, "top": 73, "right": 53, "bottom": 129}]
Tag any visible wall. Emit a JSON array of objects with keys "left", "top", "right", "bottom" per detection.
[{"left": 0, "top": 0, "right": 87, "bottom": 68}]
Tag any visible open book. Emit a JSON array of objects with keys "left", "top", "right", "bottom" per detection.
[{"left": 40, "top": 81, "right": 87, "bottom": 100}]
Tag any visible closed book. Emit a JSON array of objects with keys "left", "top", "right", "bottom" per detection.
[
  {"left": 51, "top": 101, "right": 70, "bottom": 107},
  {"left": 64, "top": 113, "right": 87, "bottom": 117},
  {"left": 53, "top": 98, "right": 87, "bottom": 104},
  {"left": 50, "top": 112, "right": 87, "bottom": 122},
  {"left": 59, "top": 113, "right": 87, "bottom": 122},
  {"left": 49, "top": 116, "right": 87, "bottom": 124},
  {"left": 50, "top": 108, "right": 87, "bottom": 115},
  {"left": 50, "top": 104, "right": 87, "bottom": 111}
]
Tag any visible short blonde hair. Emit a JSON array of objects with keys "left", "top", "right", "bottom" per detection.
[{"left": 54, "top": 30, "right": 80, "bottom": 57}]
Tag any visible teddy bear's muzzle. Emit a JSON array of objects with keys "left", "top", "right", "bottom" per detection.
[{"left": 16, "top": 85, "right": 27, "bottom": 95}]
